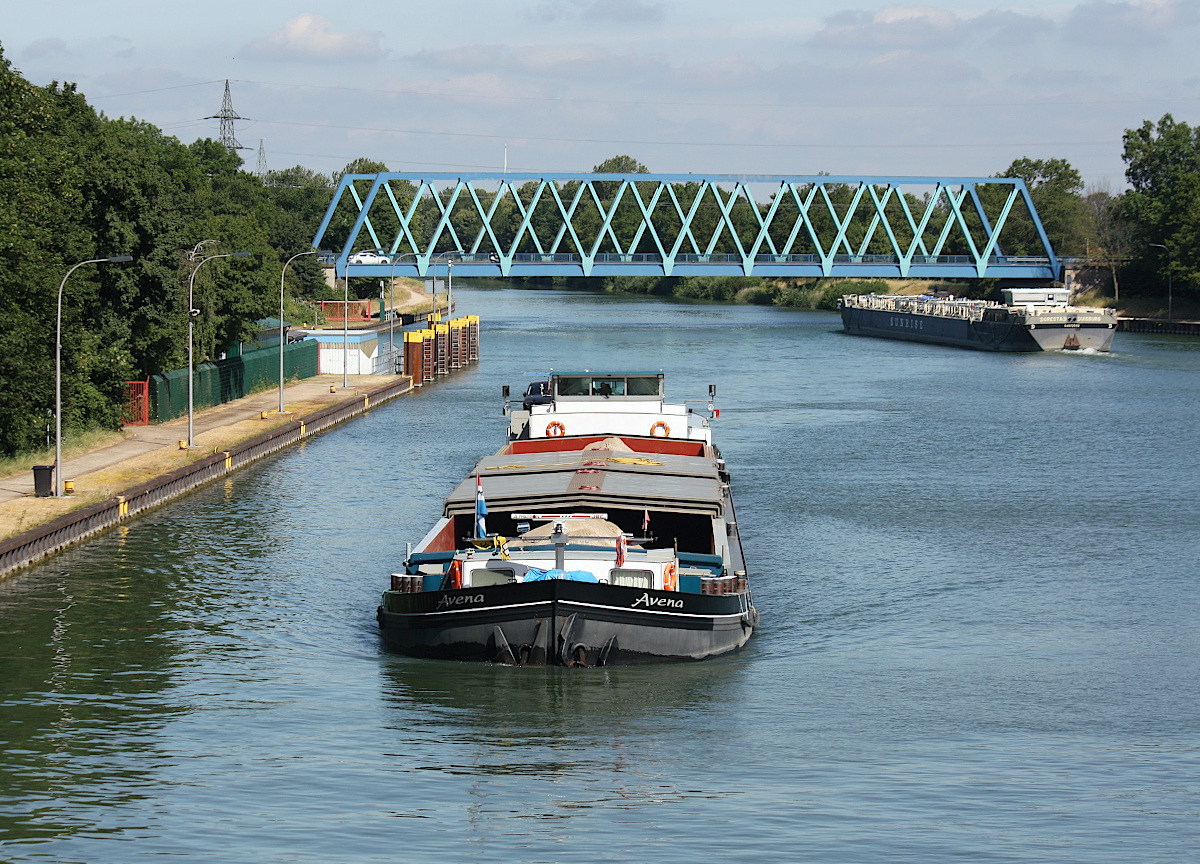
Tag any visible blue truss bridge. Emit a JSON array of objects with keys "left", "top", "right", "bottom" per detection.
[{"left": 312, "top": 172, "right": 1061, "bottom": 283}]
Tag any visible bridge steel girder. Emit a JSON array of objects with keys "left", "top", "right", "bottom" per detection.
[{"left": 313, "top": 173, "right": 1061, "bottom": 282}]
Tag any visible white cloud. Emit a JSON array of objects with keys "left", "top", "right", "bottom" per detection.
[
  {"left": 815, "top": 6, "right": 961, "bottom": 51},
  {"left": 242, "top": 14, "right": 386, "bottom": 62}
]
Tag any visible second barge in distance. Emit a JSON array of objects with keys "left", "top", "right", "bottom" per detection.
[
  {"left": 839, "top": 287, "right": 1118, "bottom": 352},
  {"left": 377, "top": 372, "right": 756, "bottom": 667}
]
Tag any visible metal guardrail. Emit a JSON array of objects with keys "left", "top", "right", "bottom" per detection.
[{"left": 0, "top": 377, "right": 414, "bottom": 579}]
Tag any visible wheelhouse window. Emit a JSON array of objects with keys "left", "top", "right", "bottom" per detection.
[
  {"left": 556, "top": 376, "right": 591, "bottom": 396},
  {"left": 591, "top": 377, "right": 625, "bottom": 397},
  {"left": 554, "top": 374, "right": 663, "bottom": 399},
  {"left": 625, "top": 376, "right": 662, "bottom": 396}
]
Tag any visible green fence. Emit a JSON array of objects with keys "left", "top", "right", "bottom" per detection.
[{"left": 149, "top": 340, "right": 319, "bottom": 423}]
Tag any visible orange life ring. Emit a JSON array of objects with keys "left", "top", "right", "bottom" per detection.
[
  {"left": 447, "top": 559, "right": 463, "bottom": 590},
  {"left": 663, "top": 562, "right": 677, "bottom": 592},
  {"left": 546, "top": 421, "right": 566, "bottom": 437},
  {"left": 650, "top": 421, "right": 670, "bottom": 438}
]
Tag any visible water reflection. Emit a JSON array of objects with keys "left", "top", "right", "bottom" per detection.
[
  {"left": 376, "top": 654, "right": 752, "bottom": 835},
  {"left": 0, "top": 539, "right": 190, "bottom": 843},
  {"left": 379, "top": 653, "right": 750, "bottom": 746}
]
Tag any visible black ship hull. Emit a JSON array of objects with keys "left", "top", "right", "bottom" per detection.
[
  {"left": 840, "top": 305, "right": 1041, "bottom": 351},
  {"left": 378, "top": 580, "right": 756, "bottom": 666}
]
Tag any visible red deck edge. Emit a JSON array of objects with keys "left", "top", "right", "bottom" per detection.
[{"left": 501, "top": 436, "right": 705, "bottom": 457}]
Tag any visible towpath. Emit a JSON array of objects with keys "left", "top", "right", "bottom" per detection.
[{"left": 0, "top": 374, "right": 400, "bottom": 540}]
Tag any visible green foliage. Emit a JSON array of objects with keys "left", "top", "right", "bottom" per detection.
[
  {"left": 1085, "top": 185, "right": 1136, "bottom": 302},
  {"left": 592, "top": 155, "right": 649, "bottom": 174},
  {"left": 671, "top": 276, "right": 761, "bottom": 301},
  {"left": 981, "top": 158, "right": 1091, "bottom": 256},
  {"left": 1122, "top": 114, "right": 1200, "bottom": 300},
  {"left": 775, "top": 279, "right": 889, "bottom": 310},
  {"left": 604, "top": 276, "right": 676, "bottom": 295},
  {"left": 334, "top": 157, "right": 388, "bottom": 185},
  {"left": 0, "top": 45, "right": 338, "bottom": 457}
]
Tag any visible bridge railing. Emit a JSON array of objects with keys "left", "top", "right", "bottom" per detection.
[{"left": 435, "top": 252, "right": 1050, "bottom": 266}]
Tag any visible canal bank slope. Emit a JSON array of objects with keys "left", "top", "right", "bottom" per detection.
[{"left": 0, "top": 374, "right": 413, "bottom": 578}]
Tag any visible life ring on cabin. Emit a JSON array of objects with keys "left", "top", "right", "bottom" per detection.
[
  {"left": 546, "top": 421, "right": 566, "bottom": 437},
  {"left": 447, "top": 559, "right": 463, "bottom": 590},
  {"left": 650, "top": 421, "right": 670, "bottom": 438},
  {"left": 663, "top": 562, "right": 678, "bottom": 592}
]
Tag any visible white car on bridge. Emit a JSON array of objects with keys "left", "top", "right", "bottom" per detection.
[{"left": 348, "top": 251, "right": 391, "bottom": 265}]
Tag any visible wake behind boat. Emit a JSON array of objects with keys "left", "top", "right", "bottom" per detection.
[{"left": 377, "top": 372, "right": 756, "bottom": 666}]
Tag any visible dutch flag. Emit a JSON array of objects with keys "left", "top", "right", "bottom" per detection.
[{"left": 475, "top": 474, "right": 488, "bottom": 539}]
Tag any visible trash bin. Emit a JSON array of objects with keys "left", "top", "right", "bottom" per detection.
[{"left": 33, "top": 464, "right": 54, "bottom": 497}]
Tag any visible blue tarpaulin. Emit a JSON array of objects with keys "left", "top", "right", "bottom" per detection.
[{"left": 522, "top": 568, "right": 599, "bottom": 583}]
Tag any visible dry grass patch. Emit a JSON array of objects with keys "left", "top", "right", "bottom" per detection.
[{"left": 0, "top": 428, "right": 128, "bottom": 481}]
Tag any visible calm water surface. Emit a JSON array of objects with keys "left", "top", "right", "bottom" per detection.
[{"left": 2, "top": 287, "right": 1198, "bottom": 862}]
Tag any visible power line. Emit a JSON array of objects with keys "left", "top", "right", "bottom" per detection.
[
  {"left": 78, "top": 75, "right": 1200, "bottom": 113},
  {"left": 249, "top": 115, "right": 1118, "bottom": 150},
  {"left": 90, "top": 80, "right": 225, "bottom": 100},
  {"left": 228, "top": 77, "right": 1200, "bottom": 112}
]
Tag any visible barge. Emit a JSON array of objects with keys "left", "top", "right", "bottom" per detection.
[
  {"left": 839, "top": 287, "right": 1117, "bottom": 352},
  {"left": 377, "top": 372, "right": 756, "bottom": 666}
]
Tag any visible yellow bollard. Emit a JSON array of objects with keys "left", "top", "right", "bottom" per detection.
[
  {"left": 63, "top": 480, "right": 75, "bottom": 494},
  {"left": 178, "top": 440, "right": 187, "bottom": 450}
]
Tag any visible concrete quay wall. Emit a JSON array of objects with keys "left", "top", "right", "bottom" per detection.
[
  {"left": 1117, "top": 317, "right": 1200, "bottom": 336},
  {"left": 0, "top": 377, "right": 413, "bottom": 580}
]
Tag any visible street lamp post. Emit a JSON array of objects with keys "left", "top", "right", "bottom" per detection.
[
  {"left": 384, "top": 251, "right": 461, "bottom": 372},
  {"left": 388, "top": 256, "right": 401, "bottom": 373},
  {"left": 343, "top": 270, "right": 350, "bottom": 388},
  {"left": 280, "top": 250, "right": 317, "bottom": 413},
  {"left": 427, "top": 251, "right": 462, "bottom": 318},
  {"left": 1150, "top": 243, "right": 1173, "bottom": 322},
  {"left": 388, "top": 252, "right": 425, "bottom": 377},
  {"left": 56, "top": 255, "right": 133, "bottom": 496},
  {"left": 187, "top": 250, "right": 251, "bottom": 447}
]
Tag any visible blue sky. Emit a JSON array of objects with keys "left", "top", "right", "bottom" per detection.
[{"left": 5, "top": 1, "right": 1198, "bottom": 186}]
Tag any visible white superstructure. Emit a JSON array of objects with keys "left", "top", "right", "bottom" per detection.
[{"left": 507, "top": 372, "right": 714, "bottom": 443}]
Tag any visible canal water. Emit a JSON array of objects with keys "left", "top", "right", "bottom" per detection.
[{"left": 2, "top": 287, "right": 1198, "bottom": 863}]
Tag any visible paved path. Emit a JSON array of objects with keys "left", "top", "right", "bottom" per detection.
[{"left": 0, "top": 375, "right": 396, "bottom": 503}]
